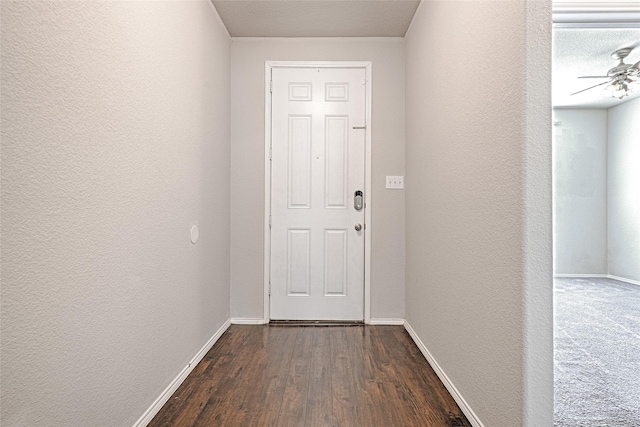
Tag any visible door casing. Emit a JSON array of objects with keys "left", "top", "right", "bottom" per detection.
[{"left": 263, "top": 61, "right": 373, "bottom": 323}]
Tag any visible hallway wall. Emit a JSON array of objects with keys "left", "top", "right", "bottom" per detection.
[
  {"left": 404, "top": 1, "right": 552, "bottom": 426},
  {"left": 608, "top": 97, "right": 640, "bottom": 282},
  {"left": 230, "top": 38, "right": 405, "bottom": 320},
  {"left": 0, "top": 2, "right": 231, "bottom": 425}
]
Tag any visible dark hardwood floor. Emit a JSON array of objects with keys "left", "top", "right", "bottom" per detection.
[{"left": 149, "top": 325, "right": 471, "bottom": 427}]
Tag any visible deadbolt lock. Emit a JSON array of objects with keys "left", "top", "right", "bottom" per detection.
[{"left": 354, "top": 190, "right": 363, "bottom": 211}]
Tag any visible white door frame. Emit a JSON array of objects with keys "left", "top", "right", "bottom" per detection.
[{"left": 263, "top": 61, "right": 373, "bottom": 323}]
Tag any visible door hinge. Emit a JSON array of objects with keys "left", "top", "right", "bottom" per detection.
[
  {"left": 269, "top": 148, "right": 272, "bottom": 160},
  {"left": 270, "top": 80, "right": 273, "bottom": 93},
  {"left": 269, "top": 215, "right": 272, "bottom": 228},
  {"left": 268, "top": 283, "right": 271, "bottom": 296}
]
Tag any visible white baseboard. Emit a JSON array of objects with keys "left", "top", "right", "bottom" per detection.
[
  {"left": 368, "top": 318, "right": 405, "bottom": 325},
  {"left": 231, "top": 318, "right": 405, "bottom": 325},
  {"left": 554, "top": 273, "right": 608, "bottom": 278},
  {"left": 230, "top": 318, "right": 268, "bottom": 324},
  {"left": 555, "top": 274, "right": 640, "bottom": 287},
  {"left": 133, "top": 318, "right": 231, "bottom": 427},
  {"left": 404, "top": 321, "right": 484, "bottom": 427},
  {"left": 607, "top": 275, "right": 640, "bottom": 287}
]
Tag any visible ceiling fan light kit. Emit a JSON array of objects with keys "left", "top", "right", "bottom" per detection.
[
  {"left": 606, "top": 77, "right": 638, "bottom": 99},
  {"left": 572, "top": 47, "right": 640, "bottom": 99}
]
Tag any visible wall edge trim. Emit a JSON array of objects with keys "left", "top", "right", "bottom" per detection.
[
  {"left": 132, "top": 318, "right": 232, "bottom": 427},
  {"left": 404, "top": 321, "right": 485, "bottom": 427}
]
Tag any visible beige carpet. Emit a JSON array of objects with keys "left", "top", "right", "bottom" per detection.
[{"left": 554, "top": 277, "right": 640, "bottom": 426}]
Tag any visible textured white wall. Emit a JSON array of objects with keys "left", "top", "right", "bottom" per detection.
[
  {"left": 553, "top": 109, "right": 608, "bottom": 275},
  {"left": 608, "top": 97, "right": 640, "bottom": 282},
  {"left": 1, "top": 2, "right": 230, "bottom": 426},
  {"left": 405, "top": 1, "right": 552, "bottom": 426},
  {"left": 230, "top": 38, "right": 405, "bottom": 320}
]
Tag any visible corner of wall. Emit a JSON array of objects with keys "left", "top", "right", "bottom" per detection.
[{"left": 523, "top": 1, "right": 554, "bottom": 425}]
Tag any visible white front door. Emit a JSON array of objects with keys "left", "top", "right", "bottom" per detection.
[{"left": 270, "top": 66, "right": 366, "bottom": 320}]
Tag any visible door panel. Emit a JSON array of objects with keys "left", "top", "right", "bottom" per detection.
[
  {"left": 287, "top": 229, "right": 311, "bottom": 296},
  {"left": 325, "top": 116, "right": 348, "bottom": 208},
  {"left": 324, "top": 229, "right": 348, "bottom": 296},
  {"left": 270, "top": 67, "right": 366, "bottom": 320}
]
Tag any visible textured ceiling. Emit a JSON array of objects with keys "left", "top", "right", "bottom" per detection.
[
  {"left": 553, "top": 29, "right": 640, "bottom": 108},
  {"left": 211, "top": 0, "right": 421, "bottom": 37}
]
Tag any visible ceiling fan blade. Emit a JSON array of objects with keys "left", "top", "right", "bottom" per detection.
[
  {"left": 578, "top": 76, "right": 610, "bottom": 79},
  {"left": 570, "top": 80, "right": 611, "bottom": 96}
]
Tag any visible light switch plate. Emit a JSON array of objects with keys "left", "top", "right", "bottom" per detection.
[{"left": 386, "top": 176, "right": 404, "bottom": 189}]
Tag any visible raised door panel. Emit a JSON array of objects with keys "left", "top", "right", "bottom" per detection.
[
  {"left": 325, "top": 116, "right": 348, "bottom": 209},
  {"left": 287, "top": 229, "right": 311, "bottom": 296},
  {"left": 324, "top": 229, "right": 348, "bottom": 296},
  {"left": 288, "top": 115, "right": 312, "bottom": 209},
  {"left": 325, "top": 83, "right": 349, "bottom": 102}
]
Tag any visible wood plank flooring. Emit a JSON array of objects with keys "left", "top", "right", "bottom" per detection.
[{"left": 149, "top": 325, "right": 471, "bottom": 427}]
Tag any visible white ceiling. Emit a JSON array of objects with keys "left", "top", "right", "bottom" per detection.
[
  {"left": 211, "top": 0, "right": 420, "bottom": 37},
  {"left": 553, "top": 28, "right": 640, "bottom": 108}
]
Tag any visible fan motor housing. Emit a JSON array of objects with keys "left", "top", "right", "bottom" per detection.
[
  {"left": 612, "top": 48, "right": 632, "bottom": 60},
  {"left": 608, "top": 63, "right": 632, "bottom": 76}
]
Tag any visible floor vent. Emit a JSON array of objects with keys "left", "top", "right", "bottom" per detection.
[{"left": 269, "top": 320, "right": 364, "bottom": 327}]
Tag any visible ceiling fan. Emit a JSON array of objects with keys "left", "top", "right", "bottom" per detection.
[{"left": 571, "top": 48, "right": 640, "bottom": 99}]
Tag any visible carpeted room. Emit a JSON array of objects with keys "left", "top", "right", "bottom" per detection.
[{"left": 552, "top": 21, "right": 640, "bottom": 426}]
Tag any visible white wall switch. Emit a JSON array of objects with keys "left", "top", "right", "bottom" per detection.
[{"left": 386, "top": 176, "right": 404, "bottom": 189}]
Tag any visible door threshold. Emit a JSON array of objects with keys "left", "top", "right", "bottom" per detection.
[{"left": 269, "top": 320, "right": 364, "bottom": 327}]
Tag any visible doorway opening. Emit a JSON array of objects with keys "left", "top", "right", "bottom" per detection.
[{"left": 552, "top": 6, "right": 640, "bottom": 425}]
